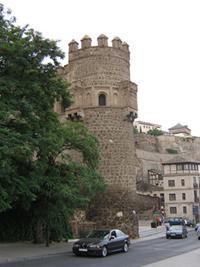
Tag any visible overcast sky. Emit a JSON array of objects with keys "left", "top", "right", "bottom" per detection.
[{"left": 2, "top": 0, "right": 200, "bottom": 136}]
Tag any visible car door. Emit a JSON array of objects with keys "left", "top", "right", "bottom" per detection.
[
  {"left": 107, "top": 230, "right": 120, "bottom": 251},
  {"left": 116, "top": 229, "right": 127, "bottom": 249}
]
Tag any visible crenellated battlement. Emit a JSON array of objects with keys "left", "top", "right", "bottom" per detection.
[
  {"left": 69, "top": 34, "right": 129, "bottom": 51},
  {"left": 65, "top": 34, "right": 132, "bottom": 91}
]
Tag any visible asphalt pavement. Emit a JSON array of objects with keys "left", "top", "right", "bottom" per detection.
[
  {"left": 143, "top": 246, "right": 200, "bottom": 267},
  {"left": 0, "top": 221, "right": 199, "bottom": 266}
]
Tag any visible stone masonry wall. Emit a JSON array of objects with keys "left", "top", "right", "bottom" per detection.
[
  {"left": 87, "top": 188, "right": 138, "bottom": 238},
  {"left": 67, "top": 46, "right": 130, "bottom": 86},
  {"left": 135, "top": 133, "right": 200, "bottom": 182},
  {"left": 84, "top": 107, "right": 136, "bottom": 190}
]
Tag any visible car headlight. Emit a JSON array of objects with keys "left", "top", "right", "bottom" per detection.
[
  {"left": 73, "top": 243, "right": 80, "bottom": 247},
  {"left": 88, "top": 244, "right": 101, "bottom": 248}
]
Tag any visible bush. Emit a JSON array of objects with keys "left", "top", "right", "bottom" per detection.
[
  {"left": 147, "top": 129, "right": 163, "bottom": 136},
  {"left": 166, "top": 148, "right": 178, "bottom": 154}
]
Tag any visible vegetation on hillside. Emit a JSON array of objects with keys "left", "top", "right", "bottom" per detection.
[
  {"left": 147, "top": 128, "right": 163, "bottom": 136},
  {"left": 133, "top": 127, "right": 139, "bottom": 134},
  {"left": 165, "top": 148, "right": 178, "bottom": 154}
]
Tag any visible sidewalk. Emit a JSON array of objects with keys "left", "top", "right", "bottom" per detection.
[
  {"left": 143, "top": 247, "right": 200, "bottom": 267},
  {"left": 138, "top": 220, "right": 166, "bottom": 240},
  {"left": 0, "top": 241, "right": 72, "bottom": 264},
  {"left": 139, "top": 226, "right": 165, "bottom": 238}
]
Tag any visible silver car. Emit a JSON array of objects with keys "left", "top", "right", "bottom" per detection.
[{"left": 166, "top": 225, "right": 188, "bottom": 239}]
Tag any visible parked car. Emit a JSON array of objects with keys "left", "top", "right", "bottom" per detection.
[
  {"left": 72, "top": 229, "right": 130, "bottom": 257},
  {"left": 186, "top": 220, "right": 195, "bottom": 227},
  {"left": 168, "top": 217, "right": 186, "bottom": 226},
  {"left": 166, "top": 225, "right": 188, "bottom": 239}
]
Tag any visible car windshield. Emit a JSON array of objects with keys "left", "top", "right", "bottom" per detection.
[
  {"left": 170, "top": 225, "right": 182, "bottom": 230},
  {"left": 87, "top": 230, "right": 110, "bottom": 239}
]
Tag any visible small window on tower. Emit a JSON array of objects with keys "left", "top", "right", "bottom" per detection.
[{"left": 99, "top": 94, "right": 106, "bottom": 106}]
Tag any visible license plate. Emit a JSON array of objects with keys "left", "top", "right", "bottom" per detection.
[
  {"left": 79, "top": 248, "right": 88, "bottom": 252},
  {"left": 171, "top": 233, "right": 176, "bottom": 236}
]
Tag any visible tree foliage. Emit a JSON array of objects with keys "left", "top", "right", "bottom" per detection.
[
  {"left": 133, "top": 127, "right": 139, "bottom": 134},
  {"left": 147, "top": 128, "right": 163, "bottom": 136},
  {"left": 166, "top": 148, "right": 178, "bottom": 154},
  {"left": 0, "top": 4, "right": 105, "bottom": 243}
]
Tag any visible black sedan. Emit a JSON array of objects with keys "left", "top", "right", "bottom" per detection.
[{"left": 72, "top": 229, "right": 130, "bottom": 257}]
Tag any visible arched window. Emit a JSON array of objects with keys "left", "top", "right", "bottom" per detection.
[{"left": 99, "top": 94, "right": 106, "bottom": 106}]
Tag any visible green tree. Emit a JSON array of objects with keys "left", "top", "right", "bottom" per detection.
[
  {"left": 0, "top": 4, "right": 104, "bottom": 244},
  {"left": 147, "top": 128, "right": 163, "bottom": 136},
  {"left": 166, "top": 148, "right": 178, "bottom": 154},
  {"left": 133, "top": 127, "right": 139, "bottom": 134}
]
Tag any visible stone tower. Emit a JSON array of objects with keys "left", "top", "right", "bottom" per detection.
[{"left": 60, "top": 34, "right": 138, "bottom": 237}]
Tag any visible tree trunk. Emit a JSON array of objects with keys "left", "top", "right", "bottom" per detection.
[
  {"left": 45, "top": 221, "right": 50, "bottom": 247},
  {"left": 34, "top": 220, "right": 44, "bottom": 243}
]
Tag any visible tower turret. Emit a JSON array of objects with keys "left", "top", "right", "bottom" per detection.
[
  {"left": 97, "top": 34, "right": 108, "bottom": 47},
  {"left": 68, "top": 39, "right": 78, "bottom": 52},
  {"left": 81, "top": 35, "right": 92, "bottom": 49},
  {"left": 112, "top": 36, "right": 122, "bottom": 48},
  {"left": 122, "top": 41, "right": 129, "bottom": 52},
  {"left": 63, "top": 35, "right": 138, "bottom": 238}
]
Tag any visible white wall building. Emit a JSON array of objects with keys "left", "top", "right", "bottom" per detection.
[
  {"left": 134, "top": 120, "right": 162, "bottom": 134},
  {"left": 168, "top": 123, "right": 191, "bottom": 137},
  {"left": 162, "top": 156, "right": 200, "bottom": 222}
]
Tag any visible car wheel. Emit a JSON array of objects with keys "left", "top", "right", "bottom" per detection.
[
  {"left": 101, "top": 246, "right": 108, "bottom": 257},
  {"left": 123, "top": 242, "right": 129, "bottom": 253}
]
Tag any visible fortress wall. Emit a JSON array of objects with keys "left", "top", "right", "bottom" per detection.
[
  {"left": 84, "top": 107, "right": 136, "bottom": 190},
  {"left": 135, "top": 134, "right": 200, "bottom": 182},
  {"left": 136, "top": 149, "right": 174, "bottom": 182}
]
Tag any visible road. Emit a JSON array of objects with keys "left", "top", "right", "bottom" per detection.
[{"left": 2, "top": 229, "right": 200, "bottom": 267}]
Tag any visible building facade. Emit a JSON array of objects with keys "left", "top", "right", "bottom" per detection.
[
  {"left": 168, "top": 123, "right": 191, "bottom": 137},
  {"left": 134, "top": 120, "right": 161, "bottom": 134},
  {"left": 162, "top": 156, "right": 200, "bottom": 222},
  {"left": 148, "top": 169, "right": 163, "bottom": 187},
  {"left": 58, "top": 35, "right": 139, "bottom": 237}
]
